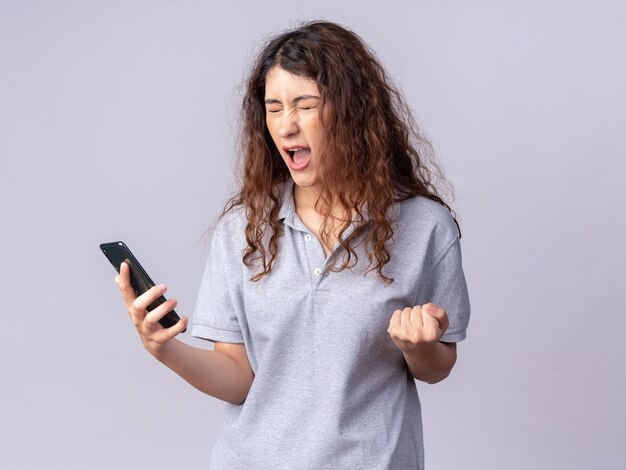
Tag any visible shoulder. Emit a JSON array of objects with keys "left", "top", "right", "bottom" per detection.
[
  {"left": 208, "top": 205, "right": 248, "bottom": 255},
  {"left": 214, "top": 205, "right": 247, "bottom": 237},
  {"left": 395, "top": 196, "right": 458, "bottom": 239},
  {"left": 393, "top": 196, "right": 460, "bottom": 262}
]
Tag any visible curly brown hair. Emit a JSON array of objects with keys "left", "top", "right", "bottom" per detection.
[{"left": 224, "top": 21, "right": 459, "bottom": 283}]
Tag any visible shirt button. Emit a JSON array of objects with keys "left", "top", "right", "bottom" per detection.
[
  {"left": 305, "top": 234, "right": 312, "bottom": 242},
  {"left": 314, "top": 268, "right": 322, "bottom": 276}
]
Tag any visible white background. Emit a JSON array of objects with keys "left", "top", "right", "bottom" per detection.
[{"left": 2, "top": 1, "right": 625, "bottom": 468}]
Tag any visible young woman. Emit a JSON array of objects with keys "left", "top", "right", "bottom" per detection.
[{"left": 115, "top": 21, "right": 470, "bottom": 469}]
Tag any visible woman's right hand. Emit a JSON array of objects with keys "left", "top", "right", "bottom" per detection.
[{"left": 114, "top": 261, "right": 188, "bottom": 360}]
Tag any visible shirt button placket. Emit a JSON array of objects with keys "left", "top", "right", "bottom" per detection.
[{"left": 303, "top": 232, "right": 324, "bottom": 287}]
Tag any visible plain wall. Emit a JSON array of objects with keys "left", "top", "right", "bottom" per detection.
[{"left": 1, "top": 1, "right": 625, "bottom": 468}]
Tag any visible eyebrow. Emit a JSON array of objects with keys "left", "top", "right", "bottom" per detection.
[{"left": 264, "top": 95, "right": 321, "bottom": 105}]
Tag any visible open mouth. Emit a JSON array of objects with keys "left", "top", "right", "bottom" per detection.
[
  {"left": 283, "top": 146, "right": 311, "bottom": 171},
  {"left": 286, "top": 147, "right": 310, "bottom": 163}
]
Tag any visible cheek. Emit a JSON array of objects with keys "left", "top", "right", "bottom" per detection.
[
  {"left": 310, "top": 124, "right": 325, "bottom": 152},
  {"left": 303, "top": 115, "right": 323, "bottom": 143},
  {"left": 266, "top": 127, "right": 288, "bottom": 161}
]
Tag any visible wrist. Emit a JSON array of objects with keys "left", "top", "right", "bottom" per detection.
[
  {"left": 402, "top": 340, "right": 438, "bottom": 359},
  {"left": 150, "top": 339, "right": 177, "bottom": 363}
]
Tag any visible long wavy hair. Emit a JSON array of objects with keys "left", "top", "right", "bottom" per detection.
[{"left": 224, "top": 21, "right": 459, "bottom": 283}]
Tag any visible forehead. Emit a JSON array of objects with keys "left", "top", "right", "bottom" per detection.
[{"left": 264, "top": 67, "right": 320, "bottom": 98}]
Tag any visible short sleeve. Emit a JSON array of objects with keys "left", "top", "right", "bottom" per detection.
[
  {"left": 191, "top": 224, "right": 245, "bottom": 343},
  {"left": 417, "top": 237, "right": 471, "bottom": 343}
]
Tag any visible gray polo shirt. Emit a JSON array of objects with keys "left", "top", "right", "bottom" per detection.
[{"left": 192, "top": 179, "right": 470, "bottom": 469}]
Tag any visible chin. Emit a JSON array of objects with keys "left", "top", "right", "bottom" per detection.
[{"left": 290, "top": 174, "right": 317, "bottom": 188}]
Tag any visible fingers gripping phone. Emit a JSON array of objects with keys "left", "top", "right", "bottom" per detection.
[{"left": 100, "top": 241, "right": 185, "bottom": 331}]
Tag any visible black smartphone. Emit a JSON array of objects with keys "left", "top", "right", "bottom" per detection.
[{"left": 100, "top": 241, "right": 185, "bottom": 331}]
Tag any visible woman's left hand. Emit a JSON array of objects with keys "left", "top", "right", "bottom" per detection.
[{"left": 387, "top": 303, "right": 449, "bottom": 355}]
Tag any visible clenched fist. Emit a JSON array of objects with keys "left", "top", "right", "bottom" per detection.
[{"left": 387, "top": 303, "right": 449, "bottom": 356}]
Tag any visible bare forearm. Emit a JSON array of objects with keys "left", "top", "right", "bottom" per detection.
[
  {"left": 155, "top": 339, "right": 253, "bottom": 405},
  {"left": 403, "top": 341, "right": 457, "bottom": 384}
]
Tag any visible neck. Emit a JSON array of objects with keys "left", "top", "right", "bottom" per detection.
[
  {"left": 292, "top": 182, "right": 356, "bottom": 220},
  {"left": 293, "top": 183, "right": 322, "bottom": 211}
]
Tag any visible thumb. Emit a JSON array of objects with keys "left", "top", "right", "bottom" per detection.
[{"left": 423, "top": 303, "right": 449, "bottom": 332}]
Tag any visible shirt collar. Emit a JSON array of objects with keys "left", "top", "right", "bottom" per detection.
[
  {"left": 277, "top": 178, "right": 296, "bottom": 225},
  {"left": 277, "top": 178, "right": 401, "bottom": 230}
]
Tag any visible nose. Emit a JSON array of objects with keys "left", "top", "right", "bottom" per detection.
[{"left": 278, "top": 111, "right": 298, "bottom": 138}]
